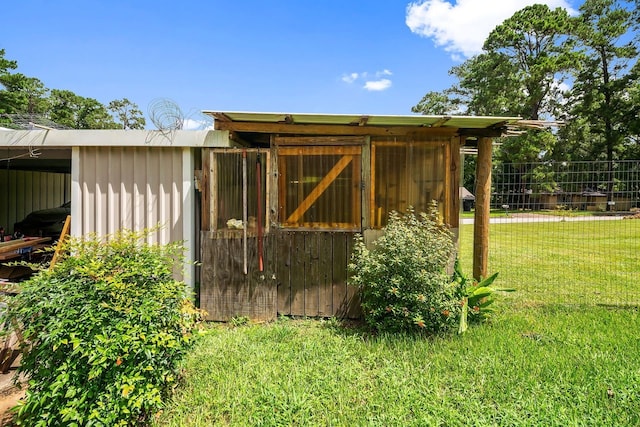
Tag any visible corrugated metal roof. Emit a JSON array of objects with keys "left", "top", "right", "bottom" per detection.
[
  {"left": 0, "top": 129, "right": 230, "bottom": 148},
  {"left": 203, "top": 110, "right": 522, "bottom": 130}
]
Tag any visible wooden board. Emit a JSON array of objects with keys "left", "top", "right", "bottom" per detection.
[
  {"left": 276, "top": 231, "right": 292, "bottom": 315},
  {"left": 199, "top": 233, "right": 276, "bottom": 321},
  {"left": 275, "top": 136, "right": 365, "bottom": 146},
  {"left": 474, "top": 137, "right": 492, "bottom": 280},
  {"left": 290, "top": 232, "right": 306, "bottom": 315},
  {"left": 331, "top": 233, "right": 349, "bottom": 317},
  {"left": 50, "top": 216, "right": 70, "bottom": 269},
  {"left": 318, "top": 232, "right": 333, "bottom": 317},
  {"left": 304, "top": 232, "right": 320, "bottom": 317},
  {"left": 345, "top": 235, "right": 361, "bottom": 318},
  {"left": 200, "top": 230, "right": 360, "bottom": 319}
]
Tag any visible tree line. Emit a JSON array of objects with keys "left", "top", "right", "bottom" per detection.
[
  {"left": 412, "top": 0, "right": 639, "bottom": 197},
  {"left": 0, "top": 49, "right": 145, "bottom": 130}
]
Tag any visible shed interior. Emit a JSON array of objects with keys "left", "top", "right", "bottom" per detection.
[{"left": 1, "top": 147, "right": 71, "bottom": 282}]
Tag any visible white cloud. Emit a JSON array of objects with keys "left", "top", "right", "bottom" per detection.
[
  {"left": 364, "top": 79, "right": 392, "bottom": 91},
  {"left": 182, "top": 118, "right": 214, "bottom": 130},
  {"left": 342, "top": 70, "right": 393, "bottom": 91},
  {"left": 406, "top": 0, "right": 577, "bottom": 59},
  {"left": 342, "top": 72, "right": 359, "bottom": 83}
]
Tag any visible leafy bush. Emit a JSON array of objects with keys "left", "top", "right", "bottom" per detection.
[
  {"left": 453, "top": 261, "right": 497, "bottom": 334},
  {"left": 349, "top": 205, "right": 460, "bottom": 334},
  {"left": 4, "top": 229, "right": 204, "bottom": 426}
]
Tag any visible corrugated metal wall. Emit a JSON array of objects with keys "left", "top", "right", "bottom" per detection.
[
  {"left": 0, "top": 169, "right": 71, "bottom": 235},
  {"left": 73, "top": 146, "right": 186, "bottom": 245}
]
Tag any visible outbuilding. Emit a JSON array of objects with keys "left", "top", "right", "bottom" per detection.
[
  {"left": 0, "top": 112, "right": 521, "bottom": 321},
  {"left": 199, "top": 112, "right": 519, "bottom": 320}
]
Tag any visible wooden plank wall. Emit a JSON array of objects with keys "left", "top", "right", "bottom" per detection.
[
  {"left": 276, "top": 231, "right": 360, "bottom": 319},
  {"left": 200, "top": 233, "right": 277, "bottom": 321}
]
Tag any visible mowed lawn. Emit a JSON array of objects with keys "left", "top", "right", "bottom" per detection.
[
  {"left": 155, "top": 219, "right": 640, "bottom": 426},
  {"left": 459, "top": 219, "right": 640, "bottom": 306}
]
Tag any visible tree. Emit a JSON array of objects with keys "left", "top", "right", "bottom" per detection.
[
  {"left": 0, "top": 49, "right": 17, "bottom": 80},
  {"left": 481, "top": 3, "right": 576, "bottom": 183},
  {"left": 1, "top": 49, "right": 145, "bottom": 130},
  {"left": 0, "top": 49, "right": 18, "bottom": 117},
  {"left": 483, "top": 4, "right": 576, "bottom": 121},
  {"left": 413, "top": 4, "right": 575, "bottom": 165},
  {"left": 412, "top": 51, "right": 524, "bottom": 118},
  {"left": 411, "top": 91, "right": 461, "bottom": 115},
  {"left": 108, "top": 98, "right": 146, "bottom": 129},
  {"left": 414, "top": 5, "right": 576, "bottom": 205},
  {"left": 565, "top": 0, "right": 638, "bottom": 207},
  {"left": 0, "top": 73, "right": 49, "bottom": 114},
  {"left": 49, "top": 89, "right": 118, "bottom": 129}
]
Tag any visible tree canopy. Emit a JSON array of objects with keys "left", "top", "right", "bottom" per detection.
[
  {"left": 413, "top": 1, "right": 639, "bottom": 165},
  {"left": 0, "top": 50, "right": 145, "bottom": 130}
]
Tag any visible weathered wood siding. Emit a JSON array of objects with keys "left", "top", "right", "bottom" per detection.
[
  {"left": 276, "top": 231, "right": 360, "bottom": 319},
  {"left": 199, "top": 230, "right": 360, "bottom": 321},
  {"left": 200, "top": 232, "right": 277, "bottom": 321},
  {"left": 199, "top": 134, "right": 460, "bottom": 321}
]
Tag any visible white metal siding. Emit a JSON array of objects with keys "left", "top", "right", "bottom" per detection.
[
  {"left": 0, "top": 169, "right": 70, "bottom": 234},
  {"left": 73, "top": 146, "right": 187, "bottom": 246}
]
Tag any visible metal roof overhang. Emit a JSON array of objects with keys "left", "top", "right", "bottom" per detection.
[
  {"left": 203, "top": 111, "right": 522, "bottom": 138},
  {"left": 0, "top": 129, "right": 230, "bottom": 148}
]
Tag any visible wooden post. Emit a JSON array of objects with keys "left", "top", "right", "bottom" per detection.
[
  {"left": 201, "top": 148, "right": 211, "bottom": 231},
  {"left": 50, "top": 215, "right": 71, "bottom": 270},
  {"left": 449, "top": 137, "right": 461, "bottom": 229},
  {"left": 473, "top": 137, "right": 492, "bottom": 281}
]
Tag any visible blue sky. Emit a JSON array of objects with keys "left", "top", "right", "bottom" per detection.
[{"left": 2, "top": 0, "right": 579, "bottom": 127}]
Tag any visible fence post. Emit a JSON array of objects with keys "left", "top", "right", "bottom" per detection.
[{"left": 473, "top": 137, "right": 492, "bottom": 281}]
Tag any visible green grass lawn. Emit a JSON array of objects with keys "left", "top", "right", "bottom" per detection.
[
  {"left": 155, "top": 219, "right": 640, "bottom": 426},
  {"left": 460, "top": 209, "right": 607, "bottom": 218},
  {"left": 459, "top": 219, "right": 640, "bottom": 306},
  {"left": 156, "top": 308, "right": 639, "bottom": 426}
]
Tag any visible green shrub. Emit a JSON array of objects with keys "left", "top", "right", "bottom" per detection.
[
  {"left": 349, "top": 205, "right": 460, "bottom": 334},
  {"left": 4, "top": 229, "right": 204, "bottom": 426}
]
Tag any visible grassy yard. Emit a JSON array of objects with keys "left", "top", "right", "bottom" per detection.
[
  {"left": 459, "top": 219, "right": 640, "bottom": 306},
  {"left": 155, "top": 219, "right": 640, "bottom": 426},
  {"left": 460, "top": 209, "right": 600, "bottom": 219},
  {"left": 156, "top": 309, "right": 639, "bottom": 426}
]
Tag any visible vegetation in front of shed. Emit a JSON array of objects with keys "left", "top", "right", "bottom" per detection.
[
  {"left": 3, "top": 229, "right": 205, "bottom": 426},
  {"left": 349, "top": 204, "right": 464, "bottom": 334}
]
